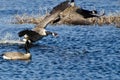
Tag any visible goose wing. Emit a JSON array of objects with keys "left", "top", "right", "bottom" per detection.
[
  {"left": 33, "top": 12, "right": 60, "bottom": 31},
  {"left": 33, "top": 0, "right": 71, "bottom": 31},
  {"left": 50, "top": 0, "right": 70, "bottom": 14}
]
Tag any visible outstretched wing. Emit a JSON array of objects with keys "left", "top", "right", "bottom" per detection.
[
  {"left": 33, "top": 0, "right": 71, "bottom": 31},
  {"left": 33, "top": 12, "right": 60, "bottom": 30},
  {"left": 50, "top": 0, "right": 70, "bottom": 14},
  {"left": 18, "top": 29, "right": 39, "bottom": 37},
  {"left": 18, "top": 29, "right": 40, "bottom": 42}
]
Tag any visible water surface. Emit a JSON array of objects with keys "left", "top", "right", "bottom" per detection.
[{"left": 0, "top": 0, "right": 120, "bottom": 80}]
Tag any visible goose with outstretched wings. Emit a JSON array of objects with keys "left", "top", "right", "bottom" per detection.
[
  {"left": 18, "top": 12, "right": 59, "bottom": 43},
  {"left": 18, "top": 0, "right": 74, "bottom": 43}
]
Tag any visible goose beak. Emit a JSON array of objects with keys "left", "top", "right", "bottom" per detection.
[{"left": 52, "top": 32, "right": 58, "bottom": 37}]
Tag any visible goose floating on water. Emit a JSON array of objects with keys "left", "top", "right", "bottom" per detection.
[{"left": 2, "top": 40, "right": 31, "bottom": 60}]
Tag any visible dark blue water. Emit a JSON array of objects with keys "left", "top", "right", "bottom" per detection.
[{"left": 0, "top": 0, "right": 120, "bottom": 80}]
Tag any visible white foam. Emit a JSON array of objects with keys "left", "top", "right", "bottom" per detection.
[{"left": 0, "top": 40, "right": 25, "bottom": 44}]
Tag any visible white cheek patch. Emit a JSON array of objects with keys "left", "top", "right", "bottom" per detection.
[
  {"left": 23, "top": 39, "right": 27, "bottom": 42},
  {"left": 28, "top": 40, "right": 31, "bottom": 43},
  {"left": 70, "top": 2, "right": 75, "bottom": 7},
  {"left": 23, "top": 34, "right": 28, "bottom": 42},
  {"left": 24, "top": 34, "right": 28, "bottom": 38}
]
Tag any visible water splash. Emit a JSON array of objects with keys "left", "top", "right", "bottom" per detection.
[{"left": 2, "top": 32, "right": 13, "bottom": 40}]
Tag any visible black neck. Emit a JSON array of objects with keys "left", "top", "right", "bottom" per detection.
[{"left": 25, "top": 40, "right": 30, "bottom": 53}]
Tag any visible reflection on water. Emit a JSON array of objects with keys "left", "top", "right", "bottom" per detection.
[{"left": 0, "top": 0, "right": 120, "bottom": 80}]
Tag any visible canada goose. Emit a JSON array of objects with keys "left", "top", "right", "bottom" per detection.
[
  {"left": 2, "top": 40, "right": 31, "bottom": 60},
  {"left": 18, "top": 12, "right": 59, "bottom": 43}
]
